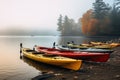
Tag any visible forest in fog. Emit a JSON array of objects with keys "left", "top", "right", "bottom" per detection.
[{"left": 57, "top": 0, "right": 120, "bottom": 36}]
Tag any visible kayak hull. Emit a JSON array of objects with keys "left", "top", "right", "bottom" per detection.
[
  {"left": 57, "top": 45, "right": 114, "bottom": 53},
  {"left": 22, "top": 48, "right": 82, "bottom": 70},
  {"left": 36, "top": 46, "right": 110, "bottom": 62}
]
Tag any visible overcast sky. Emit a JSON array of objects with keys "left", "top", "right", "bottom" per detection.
[{"left": 0, "top": 0, "right": 113, "bottom": 32}]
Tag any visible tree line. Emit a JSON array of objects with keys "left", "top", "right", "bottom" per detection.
[
  {"left": 57, "top": 0, "right": 120, "bottom": 36},
  {"left": 57, "top": 15, "right": 83, "bottom": 36}
]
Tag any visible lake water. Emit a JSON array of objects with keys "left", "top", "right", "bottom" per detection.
[{"left": 0, "top": 36, "right": 119, "bottom": 80}]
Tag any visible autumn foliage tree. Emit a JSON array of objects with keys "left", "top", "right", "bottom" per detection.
[
  {"left": 57, "top": 0, "right": 120, "bottom": 36},
  {"left": 81, "top": 9, "right": 92, "bottom": 35},
  {"left": 81, "top": 0, "right": 111, "bottom": 36},
  {"left": 81, "top": 9, "right": 99, "bottom": 35}
]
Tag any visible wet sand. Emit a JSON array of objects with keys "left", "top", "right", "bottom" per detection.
[{"left": 31, "top": 46, "right": 120, "bottom": 80}]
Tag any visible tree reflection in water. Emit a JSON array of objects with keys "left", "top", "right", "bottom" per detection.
[{"left": 21, "top": 56, "right": 74, "bottom": 80}]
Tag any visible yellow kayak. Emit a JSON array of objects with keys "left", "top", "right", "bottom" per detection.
[
  {"left": 67, "top": 44, "right": 111, "bottom": 49},
  {"left": 22, "top": 48, "right": 82, "bottom": 70},
  {"left": 67, "top": 43, "right": 119, "bottom": 49},
  {"left": 90, "top": 41, "right": 105, "bottom": 45},
  {"left": 91, "top": 42, "right": 120, "bottom": 48},
  {"left": 93, "top": 45, "right": 113, "bottom": 49},
  {"left": 109, "top": 43, "right": 120, "bottom": 47},
  {"left": 67, "top": 44, "right": 89, "bottom": 49}
]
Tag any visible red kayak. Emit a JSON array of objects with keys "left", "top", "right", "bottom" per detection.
[{"left": 36, "top": 46, "right": 110, "bottom": 62}]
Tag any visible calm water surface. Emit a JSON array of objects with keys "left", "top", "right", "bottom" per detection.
[{"left": 0, "top": 36, "right": 118, "bottom": 80}]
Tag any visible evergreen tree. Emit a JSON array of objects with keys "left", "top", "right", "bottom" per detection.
[
  {"left": 57, "top": 14, "right": 63, "bottom": 32},
  {"left": 57, "top": 15, "right": 82, "bottom": 36},
  {"left": 92, "top": 0, "right": 111, "bottom": 35},
  {"left": 110, "top": 0, "right": 120, "bottom": 35},
  {"left": 93, "top": 0, "right": 111, "bottom": 19},
  {"left": 62, "top": 16, "right": 72, "bottom": 35}
]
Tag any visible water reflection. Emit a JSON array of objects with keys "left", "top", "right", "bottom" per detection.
[
  {"left": 21, "top": 56, "right": 88, "bottom": 80},
  {"left": 0, "top": 36, "right": 59, "bottom": 80},
  {"left": 58, "top": 36, "right": 120, "bottom": 45},
  {"left": 21, "top": 56, "right": 69, "bottom": 73},
  {"left": 0, "top": 36, "right": 119, "bottom": 80}
]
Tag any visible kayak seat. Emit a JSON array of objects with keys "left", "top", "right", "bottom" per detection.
[
  {"left": 26, "top": 50, "right": 34, "bottom": 52},
  {"left": 25, "top": 50, "right": 43, "bottom": 54},
  {"left": 43, "top": 54, "right": 57, "bottom": 57},
  {"left": 32, "top": 52, "right": 43, "bottom": 54}
]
